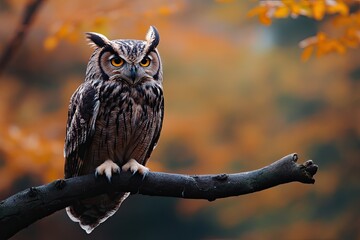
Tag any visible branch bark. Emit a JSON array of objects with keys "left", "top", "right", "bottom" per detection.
[{"left": 0, "top": 153, "right": 318, "bottom": 239}]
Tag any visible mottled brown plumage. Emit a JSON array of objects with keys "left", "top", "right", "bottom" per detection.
[{"left": 64, "top": 26, "right": 163, "bottom": 233}]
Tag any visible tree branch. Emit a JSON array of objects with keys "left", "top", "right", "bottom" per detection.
[
  {"left": 0, "top": 0, "right": 45, "bottom": 74},
  {"left": 0, "top": 153, "right": 318, "bottom": 239}
]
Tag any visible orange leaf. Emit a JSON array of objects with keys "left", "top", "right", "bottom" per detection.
[
  {"left": 343, "top": 28, "right": 360, "bottom": 47},
  {"left": 274, "top": 6, "right": 289, "bottom": 18},
  {"left": 333, "top": 41, "right": 346, "bottom": 54},
  {"left": 259, "top": 12, "right": 272, "bottom": 25},
  {"left": 301, "top": 46, "right": 314, "bottom": 62},
  {"left": 317, "top": 32, "right": 327, "bottom": 42}
]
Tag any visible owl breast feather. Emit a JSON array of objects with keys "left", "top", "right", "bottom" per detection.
[{"left": 82, "top": 80, "right": 163, "bottom": 174}]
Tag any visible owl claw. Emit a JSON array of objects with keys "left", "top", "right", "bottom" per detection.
[
  {"left": 141, "top": 170, "right": 148, "bottom": 180},
  {"left": 95, "top": 160, "right": 120, "bottom": 182},
  {"left": 122, "top": 159, "right": 149, "bottom": 177}
]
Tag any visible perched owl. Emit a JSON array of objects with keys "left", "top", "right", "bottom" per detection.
[{"left": 64, "top": 26, "right": 164, "bottom": 233}]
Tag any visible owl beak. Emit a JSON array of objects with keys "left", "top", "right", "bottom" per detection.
[{"left": 130, "top": 65, "right": 137, "bottom": 82}]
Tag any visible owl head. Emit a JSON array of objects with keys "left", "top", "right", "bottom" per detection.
[{"left": 85, "top": 26, "right": 162, "bottom": 85}]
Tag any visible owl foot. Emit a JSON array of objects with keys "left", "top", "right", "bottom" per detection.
[
  {"left": 95, "top": 160, "right": 120, "bottom": 182},
  {"left": 122, "top": 159, "right": 149, "bottom": 177}
]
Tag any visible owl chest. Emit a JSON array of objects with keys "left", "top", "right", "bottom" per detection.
[
  {"left": 91, "top": 85, "right": 155, "bottom": 157},
  {"left": 97, "top": 94, "right": 150, "bottom": 140}
]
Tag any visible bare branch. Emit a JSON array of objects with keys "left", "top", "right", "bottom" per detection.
[
  {"left": 0, "top": 153, "right": 318, "bottom": 239},
  {"left": 0, "top": 0, "right": 45, "bottom": 74}
]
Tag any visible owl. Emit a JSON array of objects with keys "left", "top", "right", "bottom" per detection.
[{"left": 64, "top": 26, "right": 164, "bottom": 233}]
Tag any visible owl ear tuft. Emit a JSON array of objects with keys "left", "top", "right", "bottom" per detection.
[
  {"left": 85, "top": 32, "right": 110, "bottom": 48},
  {"left": 145, "top": 26, "right": 160, "bottom": 51}
]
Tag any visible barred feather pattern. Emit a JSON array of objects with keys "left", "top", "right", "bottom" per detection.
[{"left": 64, "top": 26, "right": 163, "bottom": 233}]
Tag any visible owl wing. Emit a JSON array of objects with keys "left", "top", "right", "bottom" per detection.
[
  {"left": 144, "top": 94, "right": 164, "bottom": 164},
  {"left": 64, "top": 82, "right": 100, "bottom": 178}
]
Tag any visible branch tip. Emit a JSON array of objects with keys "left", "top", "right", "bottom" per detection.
[
  {"left": 305, "top": 160, "right": 318, "bottom": 175},
  {"left": 299, "top": 159, "right": 318, "bottom": 184}
]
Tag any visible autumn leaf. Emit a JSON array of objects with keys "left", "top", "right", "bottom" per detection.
[
  {"left": 312, "top": 1, "right": 326, "bottom": 20},
  {"left": 274, "top": 6, "right": 290, "bottom": 18},
  {"left": 259, "top": 11, "right": 272, "bottom": 25},
  {"left": 326, "top": 1, "right": 349, "bottom": 16},
  {"left": 248, "top": 0, "right": 359, "bottom": 59},
  {"left": 301, "top": 45, "right": 314, "bottom": 61}
]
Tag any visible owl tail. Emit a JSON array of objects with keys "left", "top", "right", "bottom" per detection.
[{"left": 66, "top": 192, "right": 130, "bottom": 234}]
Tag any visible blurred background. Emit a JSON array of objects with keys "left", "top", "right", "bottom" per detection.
[{"left": 0, "top": 0, "right": 359, "bottom": 239}]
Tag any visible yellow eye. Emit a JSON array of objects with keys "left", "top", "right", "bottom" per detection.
[
  {"left": 139, "top": 57, "right": 151, "bottom": 67},
  {"left": 110, "top": 57, "right": 124, "bottom": 67}
]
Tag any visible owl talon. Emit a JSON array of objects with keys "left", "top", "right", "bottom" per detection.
[
  {"left": 95, "top": 160, "right": 120, "bottom": 182},
  {"left": 141, "top": 171, "right": 148, "bottom": 180},
  {"left": 122, "top": 159, "right": 149, "bottom": 176}
]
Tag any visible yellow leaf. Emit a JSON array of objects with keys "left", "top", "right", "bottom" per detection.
[
  {"left": 290, "top": 3, "right": 301, "bottom": 16},
  {"left": 326, "top": 2, "right": 349, "bottom": 16},
  {"left": 301, "top": 46, "right": 314, "bottom": 62},
  {"left": 297, "top": 4, "right": 313, "bottom": 17},
  {"left": 43, "top": 36, "right": 58, "bottom": 51},
  {"left": 274, "top": 6, "right": 289, "bottom": 18},
  {"left": 313, "top": 1, "right": 325, "bottom": 20}
]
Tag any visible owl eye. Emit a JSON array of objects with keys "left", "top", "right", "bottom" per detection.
[
  {"left": 110, "top": 57, "right": 124, "bottom": 67},
  {"left": 139, "top": 57, "right": 151, "bottom": 67}
]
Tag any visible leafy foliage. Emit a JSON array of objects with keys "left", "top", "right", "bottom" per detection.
[{"left": 248, "top": 0, "right": 360, "bottom": 60}]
